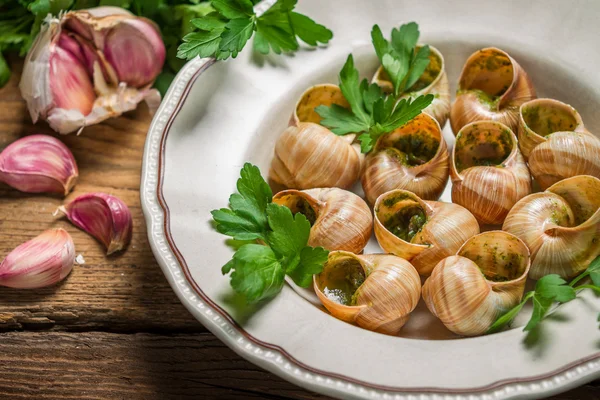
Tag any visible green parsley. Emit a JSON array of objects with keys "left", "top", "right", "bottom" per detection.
[
  {"left": 177, "top": 0, "right": 333, "bottom": 61},
  {"left": 212, "top": 163, "right": 329, "bottom": 303},
  {"left": 488, "top": 257, "right": 600, "bottom": 334},
  {"left": 315, "top": 53, "right": 434, "bottom": 153}
]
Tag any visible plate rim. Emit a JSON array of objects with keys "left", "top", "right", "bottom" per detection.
[{"left": 140, "top": 54, "right": 600, "bottom": 399}]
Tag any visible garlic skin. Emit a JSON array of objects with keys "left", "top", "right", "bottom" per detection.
[
  {"left": 0, "top": 228, "right": 75, "bottom": 289},
  {"left": 503, "top": 175, "right": 600, "bottom": 279},
  {"left": 451, "top": 121, "right": 531, "bottom": 225},
  {"left": 517, "top": 98, "right": 600, "bottom": 189},
  {"left": 314, "top": 251, "right": 421, "bottom": 335},
  {"left": 422, "top": 231, "right": 530, "bottom": 336},
  {"left": 0, "top": 134, "right": 78, "bottom": 196},
  {"left": 20, "top": 7, "right": 165, "bottom": 134},
  {"left": 450, "top": 48, "right": 536, "bottom": 134},
  {"left": 374, "top": 189, "right": 479, "bottom": 276},
  {"left": 372, "top": 46, "right": 451, "bottom": 128},
  {"left": 58, "top": 192, "right": 132, "bottom": 255},
  {"left": 272, "top": 188, "right": 372, "bottom": 254},
  {"left": 270, "top": 84, "right": 363, "bottom": 189},
  {"left": 361, "top": 112, "right": 449, "bottom": 205}
]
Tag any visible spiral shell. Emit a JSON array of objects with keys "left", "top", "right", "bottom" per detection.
[
  {"left": 517, "top": 98, "right": 600, "bottom": 189},
  {"left": 451, "top": 121, "right": 531, "bottom": 225},
  {"left": 422, "top": 231, "right": 531, "bottom": 336},
  {"left": 272, "top": 188, "right": 372, "bottom": 254},
  {"left": 269, "top": 84, "right": 363, "bottom": 189},
  {"left": 314, "top": 251, "right": 421, "bottom": 335},
  {"left": 373, "top": 46, "right": 451, "bottom": 128},
  {"left": 450, "top": 48, "right": 536, "bottom": 134},
  {"left": 503, "top": 175, "right": 600, "bottom": 279},
  {"left": 373, "top": 189, "right": 479, "bottom": 275},
  {"left": 361, "top": 113, "right": 449, "bottom": 205}
]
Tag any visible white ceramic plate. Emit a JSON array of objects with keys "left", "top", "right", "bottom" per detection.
[{"left": 141, "top": 0, "right": 600, "bottom": 398}]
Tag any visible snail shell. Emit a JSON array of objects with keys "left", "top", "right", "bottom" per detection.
[
  {"left": 313, "top": 251, "right": 421, "bottom": 335},
  {"left": 422, "top": 231, "right": 531, "bottom": 336},
  {"left": 503, "top": 175, "right": 600, "bottom": 279},
  {"left": 361, "top": 112, "right": 449, "bottom": 205},
  {"left": 272, "top": 188, "right": 372, "bottom": 254},
  {"left": 372, "top": 45, "right": 451, "bottom": 128},
  {"left": 518, "top": 98, "right": 600, "bottom": 189},
  {"left": 450, "top": 48, "right": 536, "bottom": 134},
  {"left": 373, "top": 189, "right": 479, "bottom": 275},
  {"left": 269, "top": 84, "right": 363, "bottom": 189},
  {"left": 451, "top": 121, "right": 531, "bottom": 225}
]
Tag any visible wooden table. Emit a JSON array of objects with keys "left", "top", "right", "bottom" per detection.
[{"left": 0, "top": 59, "right": 597, "bottom": 399}]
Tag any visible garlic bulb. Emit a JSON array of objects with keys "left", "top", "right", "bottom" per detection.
[
  {"left": 0, "top": 134, "right": 78, "bottom": 196},
  {"left": 451, "top": 121, "right": 531, "bottom": 225},
  {"left": 313, "top": 251, "right": 421, "bottom": 335},
  {"left": 272, "top": 188, "right": 372, "bottom": 253},
  {"left": 269, "top": 84, "right": 363, "bottom": 189},
  {"left": 517, "top": 98, "right": 600, "bottom": 189},
  {"left": 361, "top": 112, "right": 449, "bottom": 204},
  {"left": 0, "top": 228, "right": 75, "bottom": 289},
  {"left": 450, "top": 48, "right": 536, "bottom": 134},
  {"left": 503, "top": 175, "right": 600, "bottom": 279},
  {"left": 57, "top": 192, "right": 133, "bottom": 255},
  {"left": 422, "top": 231, "right": 530, "bottom": 336},
  {"left": 20, "top": 7, "right": 165, "bottom": 134},
  {"left": 372, "top": 46, "right": 450, "bottom": 128},
  {"left": 373, "top": 189, "right": 479, "bottom": 276}
]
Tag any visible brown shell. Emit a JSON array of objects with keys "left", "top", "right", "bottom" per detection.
[
  {"left": 373, "top": 189, "right": 479, "bottom": 276},
  {"left": 422, "top": 231, "right": 530, "bottom": 336},
  {"left": 450, "top": 121, "right": 531, "bottom": 225},
  {"left": 450, "top": 48, "right": 536, "bottom": 135},
  {"left": 272, "top": 188, "right": 372, "bottom": 254},
  {"left": 361, "top": 113, "right": 449, "bottom": 205}
]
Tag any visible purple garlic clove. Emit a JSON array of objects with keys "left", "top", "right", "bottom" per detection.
[
  {"left": 58, "top": 193, "right": 133, "bottom": 255},
  {"left": 0, "top": 228, "right": 75, "bottom": 289},
  {"left": 0, "top": 134, "right": 79, "bottom": 195}
]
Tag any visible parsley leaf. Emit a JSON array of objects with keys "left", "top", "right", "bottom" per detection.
[
  {"left": 214, "top": 163, "right": 329, "bottom": 303},
  {"left": 178, "top": 0, "right": 333, "bottom": 61}
]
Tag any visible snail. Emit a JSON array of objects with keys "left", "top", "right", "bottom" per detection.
[
  {"left": 518, "top": 98, "right": 600, "bottom": 189},
  {"left": 422, "top": 231, "right": 531, "bottom": 336},
  {"left": 450, "top": 47, "right": 536, "bottom": 134},
  {"left": 372, "top": 45, "right": 451, "bottom": 128},
  {"left": 269, "top": 84, "right": 363, "bottom": 189},
  {"left": 361, "top": 112, "right": 449, "bottom": 205},
  {"left": 313, "top": 251, "right": 421, "bottom": 335},
  {"left": 503, "top": 175, "right": 600, "bottom": 280},
  {"left": 373, "top": 189, "right": 479, "bottom": 276},
  {"left": 272, "top": 187, "right": 372, "bottom": 254},
  {"left": 451, "top": 121, "right": 531, "bottom": 225}
]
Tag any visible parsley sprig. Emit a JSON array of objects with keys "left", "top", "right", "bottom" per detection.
[
  {"left": 315, "top": 22, "right": 434, "bottom": 153},
  {"left": 488, "top": 257, "right": 600, "bottom": 334},
  {"left": 212, "top": 163, "right": 329, "bottom": 303},
  {"left": 177, "top": 0, "right": 333, "bottom": 60}
]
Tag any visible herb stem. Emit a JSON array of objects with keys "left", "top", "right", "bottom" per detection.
[
  {"left": 569, "top": 272, "right": 589, "bottom": 287},
  {"left": 574, "top": 284, "right": 600, "bottom": 294}
]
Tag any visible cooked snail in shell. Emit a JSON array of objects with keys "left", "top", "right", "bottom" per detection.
[
  {"left": 314, "top": 251, "right": 421, "bottom": 335},
  {"left": 273, "top": 188, "right": 372, "bottom": 254},
  {"left": 373, "top": 189, "right": 479, "bottom": 276},
  {"left": 361, "top": 113, "right": 449, "bottom": 205},
  {"left": 422, "top": 231, "right": 531, "bottom": 336},
  {"left": 450, "top": 47, "right": 536, "bottom": 134},
  {"left": 270, "top": 84, "right": 363, "bottom": 189},
  {"left": 451, "top": 121, "right": 531, "bottom": 225},
  {"left": 518, "top": 98, "right": 600, "bottom": 189},
  {"left": 372, "top": 45, "right": 451, "bottom": 128},
  {"left": 503, "top": 175, "right": 600, "bottom": 280}
]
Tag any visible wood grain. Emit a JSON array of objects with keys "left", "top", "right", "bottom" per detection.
[{"left": 0, "top": 56, "right": 597, "bottom": 399}]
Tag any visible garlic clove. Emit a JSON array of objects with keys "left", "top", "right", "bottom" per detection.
[
  {"left": 0, "top": 229, "right": 75, "bottom": 289},
  {"left": 0, "top": 134, "right": 78, "bottom": 195},
  {"left": 58, "top": 193, "right": 133, "bottom": 255}
]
